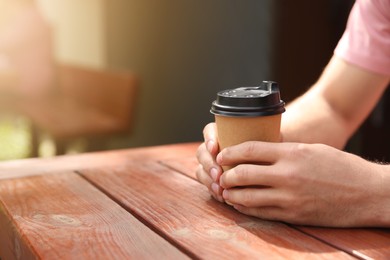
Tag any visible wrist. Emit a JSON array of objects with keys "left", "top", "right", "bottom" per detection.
[{"left": 365, "top": 162, "right": 390, "bottom": 227}]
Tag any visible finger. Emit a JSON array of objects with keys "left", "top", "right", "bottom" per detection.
[
  {"left": 196, "top": 165, "right": 224, "bottom": 202},
  {"left": 222, "top": 187, "right": 284, "bottom": 208},
  {"left": 233, "top": 204, "right": 285, "bottom": 222},
  {"left": 196, "top": 143, "right": 215, "bottom": 172},
  {"left": 196, "top": 164, "right": 213, "bottom": 188},
  {"left": 217, "top": 141, "right": 285, "bottom": 166},
  {"left": 196, "top": 143, "right": 222, "bottom": 182},
  {"left": 211, "top": 193, "right": 224, "bottom": 203},
  {"left": 203, "top": 123, "right": 219, "bottom": 155},
  {"left": 220, "top": 164, "right": 279, "bottom": 189}
]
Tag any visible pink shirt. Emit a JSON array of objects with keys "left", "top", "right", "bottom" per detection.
[
  {"left": 0, "top": 5, "right": 54, "bottom": 99},
  {"left": 334, "top": 0, "right": 390, "bottom": 76}
]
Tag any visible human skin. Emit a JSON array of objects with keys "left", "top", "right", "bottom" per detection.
[{"left": 196, "top": 56, "right": 390, "bottom": 227}]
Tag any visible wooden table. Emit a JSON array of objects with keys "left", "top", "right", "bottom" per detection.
[{"left": 0, "top": 142, "right": 389, "bottom": 259}]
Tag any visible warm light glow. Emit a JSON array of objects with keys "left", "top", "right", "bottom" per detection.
[{"left": 36, "top": 0, "right": 106, "bottom": 68}]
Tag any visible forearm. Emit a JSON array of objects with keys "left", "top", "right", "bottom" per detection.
[
  {"left": 281, "top": 86, "right": 350, "bottom": 148},
  {"left": 281, "top": 56, "right": 390, "bottom": 149}
]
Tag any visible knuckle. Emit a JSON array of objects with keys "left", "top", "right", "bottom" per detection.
[
  {"left": 196, "top": 164, "right": 210, "bottom": 186},
  {"left": 202, "top": 124, "right": 209, "bottom": 137},
  {"left": 235, "top": 165, "right": 250, "bottom": 183},
  {"left": 196, "top": 144, "right": 203, "bottom": 160},
  {"left": 280, "top": 165, "right": 297, "bottom": 180},
  {"left": 196, "top": 145, "right": 214, "bottom": 173},
  {"left": 289, "top": 143, "right": 325, "bottom": 160},
  {"left": 203, "top": 123, "right": 212, "bottom": 135},
  {"left": 222, "top": 165, "right": 249, "bottom": 188},
  {"left": 219, "top": 172, "right": 228, "bottom": 187},
  {"left": 290, "top": 143, "right": 310, "bottom": 159},
  {"left": 195, "top": 164, "right": 204, "bottom": 181},
  {"left": 241, "top": 190, "right": 254, "bottom": 207},
  {"left": 196, "top": 144, "right": 209, "bottom": 163},
  {"left": 203, "top": 123, "right": 215, "bottom": 139},
  {"left": 196, "top": 142, "right": 208, "bottom": 160},
  {"left": 242, "top": 141, "right": 257, "bottom": 158}
]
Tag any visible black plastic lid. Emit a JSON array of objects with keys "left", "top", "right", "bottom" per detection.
[{"left": 210, "top": 81, "right": 285, "bottom": 117}]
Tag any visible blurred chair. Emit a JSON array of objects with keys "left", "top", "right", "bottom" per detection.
[{"left": 25, "top": 64, "right": 138, "bottom": 156}]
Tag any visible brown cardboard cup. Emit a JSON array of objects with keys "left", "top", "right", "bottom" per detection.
[
  {"left": 210, "top": 81, "right": 285, "bottom": 171},
  {"left": 215, "top": 114, "right": 281, "bottom": 171}
]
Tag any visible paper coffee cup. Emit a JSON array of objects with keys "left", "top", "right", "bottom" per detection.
[{"left": 210, "top": 81, "right": 285, "bottom": 170}]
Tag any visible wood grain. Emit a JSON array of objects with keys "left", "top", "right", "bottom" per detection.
[
  {"left": 79, "top": 161, "right": 354, "bottom": 259},
  {"left": 296, "top": 227, "right": 390, "bottom": 260},
  {"left": 0, "top": 203, "right": 37, "bottom": 260},
  {"left": 3, "top": 142, "right": 387, "bottom": 259},
  {"left": 160, "top": 155, "right": 199, "bottom": 180},
  {"left": 0, "top": 172, "right": 189, "bottom": 259},
  {"left": 0, "top": 142, "right": 199, "bottom": 181},
  {"left": 165, "top": 152, "right": 390, "bottom": 259}
]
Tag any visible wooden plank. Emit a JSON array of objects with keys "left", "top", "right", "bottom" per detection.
[
  {"left": 0, "top": 142, "right": 199, "bottom": 181},
  {"left": 0, "top": 150, "right": 129, "bottom": 181},
  {"left": 165, "top": 153, "right": 390, "bottom": 259},
  {"left": 79, "top": 161, "right": 354, "bottom": 259},
  {"left": 296, "top": 227, "right": 390, "bottom": 260},
  {"left": 0, "top": 205, "right": 37, "bottom": 260},
  {"left": 0, "top": 172, "right": 189, "bottom": 259},
  {"left": 160, "top": 155, "right": 199, "bottom": 180}
]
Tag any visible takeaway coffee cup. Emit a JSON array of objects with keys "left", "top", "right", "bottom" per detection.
[{"left": 210, "top": 81, "right": 285, "bottom": 170}]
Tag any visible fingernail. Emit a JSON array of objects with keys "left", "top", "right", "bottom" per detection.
[
  {"left": 233, "top": 204, "right": 242, "bottom": 211},
  {"left": 216, "top": 152, "right": 222, "bottom": 164},
  {"left": 212, "top": 194, "right": 224, "bottom": 203},
  {"left": 222, "top": 189, "right": 229, "bottom": 200},
  {"left": 219, "top": 173, "right": 225, "bottom": 187},
  {"left": 206, "top": 140, "right": 215, "bottom": 153},
  {"left": 225, "top": 201, "right": 234, "bottom": 206},
  {"left": 211, "top": 183, "right": 220, "bottom": 194},
  {"left": 217, "top": 195, "right": 224, "bottom": 202},
  {"left": 210, "top": 168, "right": 218, "bottom": 182}
]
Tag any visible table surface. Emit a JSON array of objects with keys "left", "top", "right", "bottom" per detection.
[{"left": 0, "top": 142, "right": 389, "bottom": 259}]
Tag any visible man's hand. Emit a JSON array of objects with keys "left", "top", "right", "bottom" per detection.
[
  {"left": 196, "top": 123, "right": 225, "bottom": 202},
  {"left": 217, "top": 141, "right": 390, "bottom": 227}
]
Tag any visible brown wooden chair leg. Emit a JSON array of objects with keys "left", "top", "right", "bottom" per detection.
[
  {"left": 86, "top": 137, "right": 107, "bottom": 152},
  {"left": 55, "top": 139, "right": 68, "bottom": 155},
  {"left": 29, "top": 124, "right": 40, "bottom": 158}
]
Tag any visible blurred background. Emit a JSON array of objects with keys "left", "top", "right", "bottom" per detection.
[{"left": 0, "top": 0, "right": 388, "bottom": 161}]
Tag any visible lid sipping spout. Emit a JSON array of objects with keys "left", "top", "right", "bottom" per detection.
[{"left": 261, "top": 81, "right": 278, "bottom": 94}]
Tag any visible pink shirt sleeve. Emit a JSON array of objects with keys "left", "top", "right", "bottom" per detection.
[{"left": 334, "top": 0, "right": 390, "bottom": 76}]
